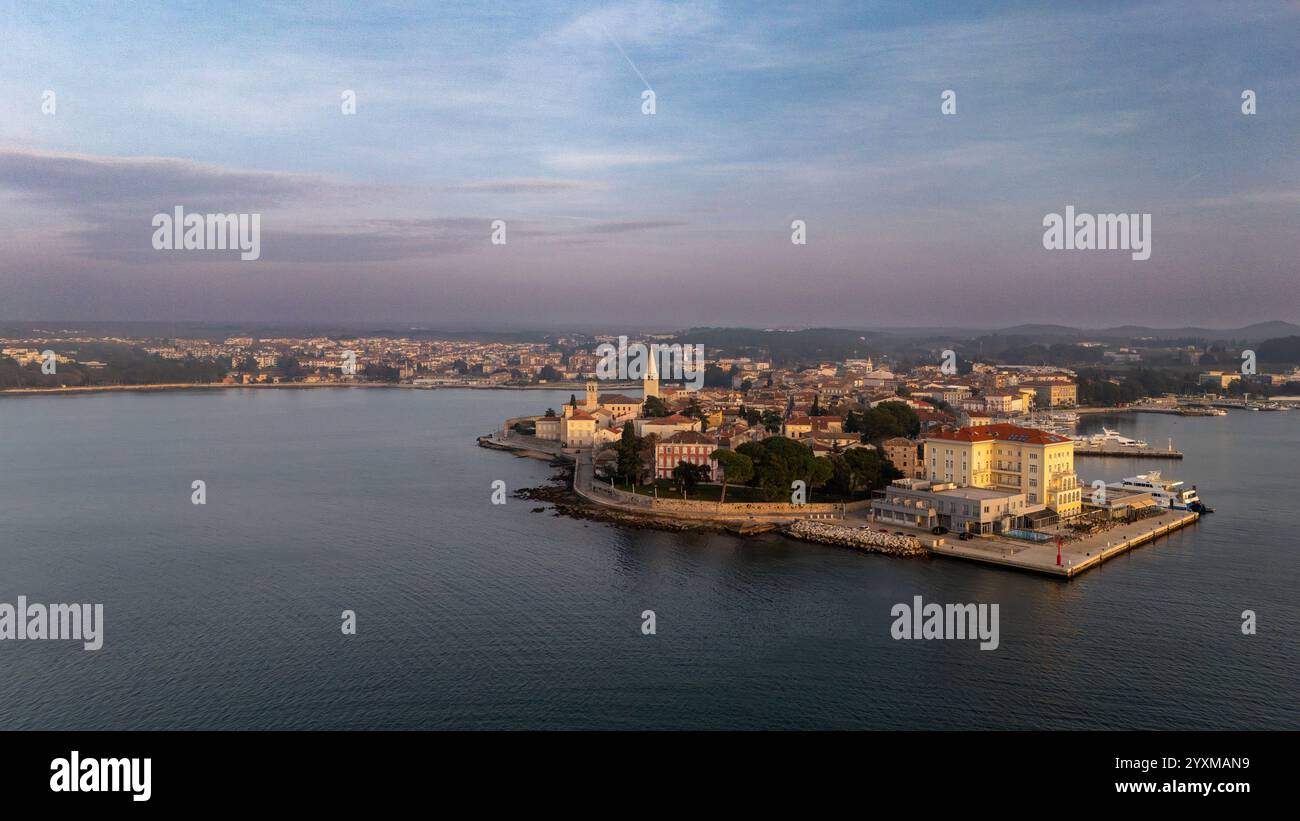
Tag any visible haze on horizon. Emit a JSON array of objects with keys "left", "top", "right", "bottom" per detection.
[{"left": 1, "top": 1, "right": 1297, "bottom": 329}]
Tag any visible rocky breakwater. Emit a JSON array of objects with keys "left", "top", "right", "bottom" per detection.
[{"left": 784, "top": 520, "right": 928, "bottom": 557}]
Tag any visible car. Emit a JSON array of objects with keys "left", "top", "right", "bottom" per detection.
[
  {"left": 931, "top": 526, "right": 949, "bottom": 535},
  {"left": 958, "top": 532, "right": 974, "bottom": 541},
  {"left": 894, "top": 531, "right": 905, "bottom": 537}
]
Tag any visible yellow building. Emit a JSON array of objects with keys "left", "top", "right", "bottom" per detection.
[
  {"left": 922, "top": 424, "right": 1081, "bottom": 518},
  {"left": 1022, "top": 381, "right": 1078, "bottom": 407},
  {"left": 1198, "top": 371, "right": 1241, "bottom": 390},
  {"left": 560, "top": 409, "right": 596, "bottom": 448}
]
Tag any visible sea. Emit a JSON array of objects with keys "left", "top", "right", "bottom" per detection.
[{"left": 0, "top": 388, "right": 1295, "bottom": 729}]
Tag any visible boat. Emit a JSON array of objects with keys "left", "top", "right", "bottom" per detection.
[
  {"left": 1106, "top": 471, "right": 1204, "bottom": 510},
  {"left": 1073, "top": 427, "right": 1149, "bottom": 448}
]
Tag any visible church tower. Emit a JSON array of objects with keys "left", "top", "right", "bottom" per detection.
[
  {"left": 585, "top": 380, "right": 598, "bottom": 410},
  {"left": 643, "top": 349, "right": 660, "bottom": 399}
]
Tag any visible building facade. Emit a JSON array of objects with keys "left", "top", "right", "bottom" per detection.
[
  {"left": 655, "top": 431, "right": 720, "bottom": 480},
  {"left": 922, "top": 424, "right": 1082, "bottom": 518}
]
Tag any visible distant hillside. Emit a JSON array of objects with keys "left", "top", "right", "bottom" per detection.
[
  {"left": 672, "top": 327, "right": 880, "bottom": 365},
  {"left": 972, "top": 321, "right": 1300, "bottom": 342},
  {"left": 1257, "top": 336, "right": 1300, "bottom": 365}
]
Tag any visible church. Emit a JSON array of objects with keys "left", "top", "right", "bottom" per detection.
[{"left": 541, "top": 355, "right": 661, "bottom": 448}]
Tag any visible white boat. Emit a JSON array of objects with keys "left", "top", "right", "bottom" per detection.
[
  {"left": 1073, "top": 427, "right": 1149, "bottom": 448},
  {"left": 1106, "top": 471, "right": 1202, "bottom": 510}
]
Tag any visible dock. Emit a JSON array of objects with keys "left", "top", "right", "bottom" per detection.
[
  {"left": 1073, "top": 442, "right": 1182, "bottom": 458},
  {"left": 927, "top": 509, "right": 1199, "bottom": 578}
]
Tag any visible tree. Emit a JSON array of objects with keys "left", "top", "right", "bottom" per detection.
[
  {"left": 712, "top": 449, "right": 754, "bottom": 504},
  {"left": 362, "top": 362, "right": 400, "bottom": 382},
  {"left": 859, "top": 401, "right": 920, "bottom": 442},
  {"left": 636, "top": 434, "right": 659, "bottom": 486},
  {"left": 703, "top": 365, "right": 731, "bottom": 388},
  {"left": 538, "top": 364, "right": 562, "bottom": 382},
  {"left": 617, "top": 424, "right": 640, "bottom": 485},
  {"left": 842, "top": 448, "right": 897, "bottom": 495},
  {"left": 736, "top": 437, "right": 833, "bottom": 500},
  {"left": 278, "top": 355, "right": 305, "bottom": 380},
  {"left": 760, "top": 409, "right": 782, "bottom": 434},
  {"left": 685, "top": 397, "right": 709, "bottom": 430},
  {"left": 642, "top": 396, "right": 670, "bottom": 417},
  {"left": 544, "top": 407, "right": 557, "bottom": 417},
  {"left": 671, "top": 460, "right": 710, "bottom": 495}
]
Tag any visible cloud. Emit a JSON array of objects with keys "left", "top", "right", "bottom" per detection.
[
  {"left": 449, "top": 177, "right": 609, "bottom": 194},
  {"left": 556, "top": 1, "right": 721, "bottom": 47},
  {"left": 0, "top": 147, "right": 347, "bottom": 210},
  {"left": 544, "top": 151, "right": 683, "bottom": 170}
]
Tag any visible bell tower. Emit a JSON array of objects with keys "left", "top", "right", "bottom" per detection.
[
  {"left": 585, "top": 380, "right": 598, "bottom": 410},
  {"left": 643, "top": 349, "right": 660, "bottom": 399}
]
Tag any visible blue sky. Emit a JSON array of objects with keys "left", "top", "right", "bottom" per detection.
[{"left": 1, "top": 0, "right": 1297, "bottom": 328}]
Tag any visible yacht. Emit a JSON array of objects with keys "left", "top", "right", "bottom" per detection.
[
  {"left": 1106, "top": 471, "right": 1206, "bottom": 511},
  {"left": 1073, "top": 427, "right": 1149, "bottom": 448}
]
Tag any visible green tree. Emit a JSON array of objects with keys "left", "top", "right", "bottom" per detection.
[
  {"left": 616, "top": 423, "right": 640, "bottom": 484},
  {"left": 859, "top": 401, "right": 920, "bottom": 442},
  {"left": 671, "top": 460, "right": 710, "bottom": 495},
  {"left": 712, "top": 449, "right": 754, "bottom": 504},
  {"left": 736, "top": 437, "right": 832, "bottom": 500},
  {"left": 642, "top": 395, "right": 670, "bottom": 417}
]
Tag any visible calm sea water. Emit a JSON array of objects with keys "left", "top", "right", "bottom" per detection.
[{"left": 0, "top": 389, "right": 1295, "bottom": 730}]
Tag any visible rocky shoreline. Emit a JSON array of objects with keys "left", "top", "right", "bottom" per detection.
[
  {"left": 783, "top": 520, "right": 928, "bottom": 556},
  {"left": 513, "top": 471, "right": 736, "bottom": 533},
  {"left": 515, "top": 470, "right": 927, "bottom": 551}
]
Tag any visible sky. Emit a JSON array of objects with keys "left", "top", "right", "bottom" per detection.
[{"left": 0, "top": 0, "right": 1297, "bottom": 330}]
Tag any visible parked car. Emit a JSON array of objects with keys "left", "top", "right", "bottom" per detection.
[
  {"left": 958, "top": 532, "right": 974, "bottom": 541},
  {"left": 931, "top": 526, "right": 949, "bottom": 535}
]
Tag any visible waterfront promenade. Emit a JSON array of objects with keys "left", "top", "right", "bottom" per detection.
[{"left": 922, "top": 510, "right": 1199, "bottom": 577}]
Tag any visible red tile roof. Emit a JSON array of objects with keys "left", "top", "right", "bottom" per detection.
[
  {"left": 660, "top": 431, "right": 718, "bottom": 445},
  {"left": 598, "top": 394, "right": 641, "bottom": 405},
  {"left": 926, "top": 423, "right": 1070, "bottom": 445}
]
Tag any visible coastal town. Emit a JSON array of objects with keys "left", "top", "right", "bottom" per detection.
[
  {"left": 4, "top": 324, "right": 1298, "bottom": 577},
  {"left": 461, "top": 331, "right": 1300, "bottom": 578}
]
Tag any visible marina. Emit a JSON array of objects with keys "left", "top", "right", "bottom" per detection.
[{"left": 1072, "top": 427, "right": 1183, "bottom": 458}]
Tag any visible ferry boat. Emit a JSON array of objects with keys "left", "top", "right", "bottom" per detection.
[{"left": 1106, "top": 471, "right": 1207, "bottom": 511}]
